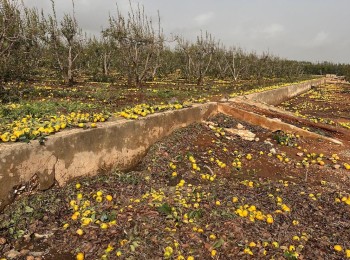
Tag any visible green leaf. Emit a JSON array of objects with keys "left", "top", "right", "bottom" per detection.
[
  {"left": 284, "top": 251, "right": 298, "bottom": 260},
  {"left": 16, "top": 230, "right": 25, "bottom": 238},
  {"left": 19, "top": 135, "right": 30, "bottom": 143},
  {"left": 130, "top": 242, "right": 140, "bottom": 252},
  {"left": 157, "top": 203, "right": 172, "bottom": 215},
  {"left": 212, "top": 238, "right": 225, "bottom": 249},
  {"left": 188, "top": 209, "right": 203, "bottom": 219},
  {"left": 100, "top": 213, "right": 109, "bottom": 222},
  {"left": 25, "top": 206, "right": 34, "bottom": 213}
]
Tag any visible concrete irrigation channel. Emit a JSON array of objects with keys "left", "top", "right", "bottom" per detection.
[{"left": 1, "top": 77, "right": 342, "bottom": 212}]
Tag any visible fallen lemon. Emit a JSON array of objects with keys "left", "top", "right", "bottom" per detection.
[{"left": 76, "top": 252, "right": 84, "bottom": 260}]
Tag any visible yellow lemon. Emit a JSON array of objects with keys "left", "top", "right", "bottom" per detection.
[
  {"left": 76, "top": 252, "right": 84, "bottom": 260},
  {"left": 334, "top": 245, "right": 342, "bottom": 252},
  {"left": 100, "top": 223, "right": 108, "bottom": 229}
]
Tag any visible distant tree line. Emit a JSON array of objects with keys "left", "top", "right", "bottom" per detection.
[
  {"left": 302, "top": 61, "right": 350, "bottom": 79},
  {"left": 1, "top": 0, "right": 349, "bottom": 87}
]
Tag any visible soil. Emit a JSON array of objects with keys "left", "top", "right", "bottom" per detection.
[
  {"left": 0, "top": 77, "right": 305, "bottom": 116},
  {"left": 280, "top": 83, "right": 350, "bottom": 122},
  {"left": 1, "top": 111, "right": 350, "bottom": 260},
  {"left": 1, "top": 82, "right": 350, "bottom": 259},
  {"left": 279, "top": 83, "right": 350, "bottom": 139}
]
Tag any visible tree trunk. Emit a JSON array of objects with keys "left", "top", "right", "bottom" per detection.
[
  {"left": 197, "top": 72, "right": 203, "bottom": 86},
  {"left": 67, "top": 45, "right": 74, "bottom": 86},
  {"left": 151, "top": 67, "right": 157, "bottom": 80},
  {"left": 103, "top": 52, "right": 108, "bottom": 76},
  {"left": 127, "top": 73, "right": 133, "bottom": 87},
  {"left": 0, "top": 85, "right": 5, "bottom": 95},
  {"left": 136, "top": 75, "right": 142, "bottom": 87},
  {"left": 186, "top": 55, "right": 191, "bottom": 82}
]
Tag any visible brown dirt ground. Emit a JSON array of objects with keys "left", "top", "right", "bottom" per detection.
[
  {"left": 1, "top": 83, "right": 350, "bottom": 260},
  {"left": 1, "top": 112, "right": 350, "bottom": 260}
]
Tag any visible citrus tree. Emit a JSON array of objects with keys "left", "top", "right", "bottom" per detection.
[{"left": 105, "top": 2, "right": 164, "bottom": 87}]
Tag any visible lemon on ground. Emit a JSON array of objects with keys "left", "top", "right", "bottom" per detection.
[{"left": 76, "top": 252, "right": 84, "bottom": 260}]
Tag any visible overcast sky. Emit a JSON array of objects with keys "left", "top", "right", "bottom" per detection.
[{"left": 25, "top": 0, "right": 350, "bottom": 64}]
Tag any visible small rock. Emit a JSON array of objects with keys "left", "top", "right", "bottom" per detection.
[
  {"left": 297, "top": 152, "right": 304, "bottom": 157},
  {"left": 204, "top": 121, "right": 216, "bottom": 127},
  {"left": 0, "top": 237, "right": 6, "bottom": 245},
  {"left": 20, "top": 249, "right": 30, "bottom": 255},
  {"left": 264, "top": 140, "right": 274, "bottom": 146},
  {"left": 34, "top": 232, "right": 53, "bottom": 239},
  {"left": 226, "top": 128, "right": 256, "bottom": 141},
  {"left": 270, "top": 148, "right": 277, "bottom": 154},
  {"left": 23, "top": 234, "right": 31, "bottom": 241},
  {"left": 5, "top": 249, "right": 21, "bottom": 259},
  {"left": 219, "top": 97, "right": 229, "bottom": 102},
  {"left": 26, "top": 256, "right": 35, "bottom": 260},
  {"left": 254, "top": 137, "right": 260, "bottom": 142},
  {"left": 30, "top": 252, "right": 44, "bottom": 257},
  {"left": 334, "top": 164, "right": 341, "bottom": 169},
  {"left": 237, "top": 123, "right": 244, "bottom": 130}
]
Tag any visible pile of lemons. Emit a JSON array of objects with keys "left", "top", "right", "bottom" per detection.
[
  {"left": 0, "top": 112, "right": 109, "bottom": 143},
  {"left": 116, "top": 103, "right": 184, "bottom": 120}
]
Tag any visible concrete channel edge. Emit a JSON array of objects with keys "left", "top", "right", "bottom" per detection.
[{"left": 0, "top": 78, "right": 329, "bottom": 211}]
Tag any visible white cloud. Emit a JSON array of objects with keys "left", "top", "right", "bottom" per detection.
[
  {"left": 312, "top": 31, "right": 329, "bottom": 46},
  {"left": 23, "top": 0, "right": 350, "bottom": 63},
  {"left": 248, "top": 23, "right": 286, "bottom": 41},
  {"left": 261, "top": 23, "right": 285, "bottom": 38},
  {"left": 193, "top": 12, "right": 214, "bottom": 26},
  {"left": 298, "top": 31, "right": 331, "bottom": 49}
]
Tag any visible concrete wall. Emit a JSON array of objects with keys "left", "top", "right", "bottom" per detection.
[
  {"left": 218, "top": 103, "right": 342, "bottom": 145},
  {"left": 0, "top": 78, "right": 327, "bottom": 212},
  {"left": 240, "top": 78, "right": 326, "bottom": 105},
  {"left": 0, "top": 103, "right": 217, "bottom": 211}
]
